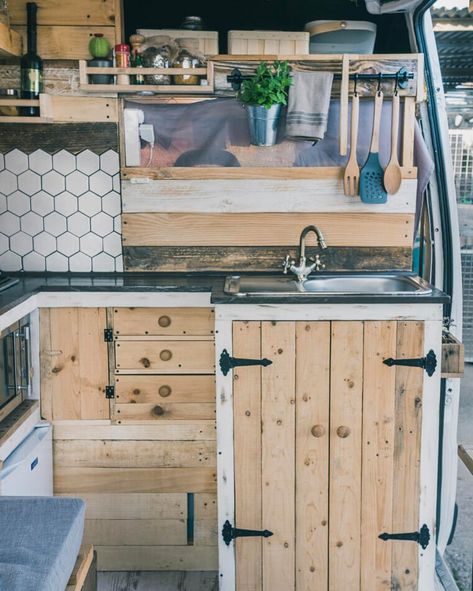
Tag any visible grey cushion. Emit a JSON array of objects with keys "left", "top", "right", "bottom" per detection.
[{"left": 0, "top": 496, "right": 85, "bottom": 591}]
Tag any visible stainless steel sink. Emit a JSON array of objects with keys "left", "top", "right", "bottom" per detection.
[{"left": 223, "top": 274, "right": 432, "bottom": 297}]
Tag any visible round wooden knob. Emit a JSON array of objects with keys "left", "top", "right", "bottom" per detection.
[
  {"left": 158, "top": 315, "right": 171, "bottom": 328},
  {"left": 160, "top": 349, "right": 172, "bottom": 361},
  {"left": 336, "top": 426, "right": 351, "bottom": 438},
  {"left": 140, "top": 357, "right": 151, "bottom": 368},
  {"left": 153, "top": 405, "right": 165, "bottom": 416},
  {"left": 159, "top": 385, "right": 172, "bottom": 397},
  {"left": 311, "top": 425, "right": 325, "bottom": 438}
]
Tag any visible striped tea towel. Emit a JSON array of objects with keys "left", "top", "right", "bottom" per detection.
[{"left": 286, "top": 71, "right": 334, "bottom": 142}]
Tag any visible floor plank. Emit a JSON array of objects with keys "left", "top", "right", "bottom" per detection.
[{"left": 97, "top": 571, "right": 219, "bottom": 591}]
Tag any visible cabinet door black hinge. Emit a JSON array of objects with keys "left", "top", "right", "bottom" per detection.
[
  {"left": 219, "top": 349, "right": 272, "bottom": 376},
  {"left": 383, "top": 349, "right": 437, "bottom": 377},
  {"left": 378, "top": 524, "right": 430, "bottom": 549},
  {"left": 105, "top": 385, "right": 115, "bottom": 399},
  {"left": 222, "top": 520, "right": 273, "bottom": 546},
  {"left": 104, "top": 328, "right": 114, "bottom": 342}
]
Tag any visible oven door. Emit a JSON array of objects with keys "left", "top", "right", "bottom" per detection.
[{"left": 0, "top": 320, "right": 29, "bottom": 423}]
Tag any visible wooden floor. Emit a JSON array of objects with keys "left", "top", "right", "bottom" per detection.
[{"left": 97, "top": 571, "right": 219, "bottom": 591}]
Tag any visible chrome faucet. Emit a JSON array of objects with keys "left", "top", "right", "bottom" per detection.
[{"left": 283, "top": 225, "right": 328, "bottom": 282}]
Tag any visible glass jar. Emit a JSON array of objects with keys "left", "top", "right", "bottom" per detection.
[
  {"left": 0, "top": 89, "right": 18, "bottom": 116},
  {"left": 173, "top": 39, "right": 203, "bottom": 85},
  {"left": 115, "top": 44, "right": 130, "bottom": 85},
  {"left": 141, "top": 45, "right": 173, "bottom": 85},
  {"left": 180, "top": 16, "right": 203, "bottom": 31}
]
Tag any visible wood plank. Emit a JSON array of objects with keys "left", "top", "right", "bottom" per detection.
[
  {"left": 391, "top": 321, "right": 424, "bottom": 589},
  {"left": 340, "top": 54, "right": 350, "bottom": 156},
  {"left": 96, "top": 545, "right": 218, "bottom": 571},
  {"left": 54, "top": 439, "right": 216, "bottom": 468},
  {"left": 13, "top": 25, "right": 116, "bottom": 59},
  {"left": 233, "top": 321, "right": 262, "bottom": 590},
  {"left": 115, "top": 375, "right": 215, "bottom": 403},
  {"left": 124, "top": 246, "right": 412, "bottom": 273},
  {"left": 115, "top": 340, "right": 215, "bottom": 374},
  {"left": 9, "top": 0, "right": 116, "bottom": 25},
  {"left": 121, "top": 178, "right": 418, "bottom": 214},
  {"left": 97, "top": 571, "right": 219, "bottom": 589},
  {"left": 46, "top": 96, "right": 118, "bottom": 123},
  {"left": 52, "top": 422, "right": 216, "bottom": 441},
  {"left": 295, "top": 322, "right": 330, "bottom": 590},
  {"left": 114, "top": 402, "right": 216, "bottom": 422},
  {"left": 195, "top": 520, "right": 218, "bottom": 546},
  {"left": 402, "top": 97, "right": 416, "bottom": 168},
  {"left": 122, "top": 213, "right": 414, "bottom": 248},
  {"left": 0, "top": 21, "right": 22, "bottom": 57},
  {"left": 113, "top": 307, "right": 214, "bottom": 337},
  {"left": 194, "top": 493, "right": 218, "bottom": 519},
  {"left": 83, "top": 519, "right": 187, "bottom": 546},
  {"left": 441, "top": 331, "right": 464, "bottom": 378},
  {"left": 361, "top": 321, "right": 397, "bottom": 590},
  {"left": 261, "top": 321, "right": 296, "bottom": 591},
  {"left": 59, "top": 492, "right": 187, "bottom": 520},
  {"left": 329, "top": 321, "right": 363, "bottom": 589},
  {"left": 67, "top": 544, "right": 94, "bottom": 590}
]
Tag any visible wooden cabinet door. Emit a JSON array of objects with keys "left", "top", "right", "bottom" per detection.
[
  {"left": 40, "top": 308, "right": 110, "bottom": 420},
  {"left": 231, "top": 320, "right": 430, "bottom": 591}
]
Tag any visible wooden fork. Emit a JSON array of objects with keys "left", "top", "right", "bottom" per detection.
[{"left": 343, "top": 93, "right": 360, "bottom": 196}]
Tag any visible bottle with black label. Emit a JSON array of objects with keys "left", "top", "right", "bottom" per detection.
[{"left": 20, "top": 2, "right": 43, "bottom": 116}]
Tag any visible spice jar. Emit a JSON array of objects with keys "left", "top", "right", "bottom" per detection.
[
  {"left": 0, "top": 89, "right": 19, "bottom": 116},
  {"left": 173, "top": 39, "right": 204, "bottom": 85},
  {"left": 114, "top": 43, "right": 130, "bottom": 85},
  {"left": 141, "top": 37, "right": 178, "bottom": 85}
]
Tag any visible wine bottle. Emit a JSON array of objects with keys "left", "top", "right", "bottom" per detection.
[{"left": 20, "top": 2, "right": 43, "bottom": 116}]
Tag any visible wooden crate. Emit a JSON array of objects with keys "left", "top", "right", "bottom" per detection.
[
  {"left": 227, "top": 30, "right": 309, "bottom": 55},
  {"left": 137, "top": 29, "right": 219, "bottom": 57}
]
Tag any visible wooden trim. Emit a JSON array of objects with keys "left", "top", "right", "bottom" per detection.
[
  {"left": 0, "top": 21, "right": 22, "bottom": 57},
  {"left": 66, "top": 545, "right": 94, "bottom": 591},
  {"left": 122, "top": 212, "right": 415, "bottom": 248},
  {"left": 339, "top": 54, "right": 350, "bottom": 156},
  {"left": 402, "top": 97, "right": 416, "bottom": 168},
  {"left": 458, "top": 445, "right": 473, "bottom": 476},
  {"left": 211, "top": 53, "right": 422, "bottom": 62}
]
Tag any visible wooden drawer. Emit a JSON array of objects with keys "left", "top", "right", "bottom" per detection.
[
  {"left": 113, "top": 375, "right": 216, "bottom": 422},
  {"left": 115, "top": 340, "right": 215, "bottom": 374},
  {"left": 113, "top": 307, "right": 214, "bottom": 337}
]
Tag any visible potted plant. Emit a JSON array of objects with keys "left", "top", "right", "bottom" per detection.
[{"left": 238, "top": 60, "right": 292, "bottom": 146}]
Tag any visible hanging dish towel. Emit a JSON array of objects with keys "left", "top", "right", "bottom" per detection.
[{"left": 286, "top": 71, "right": 334, "bottom": 142}]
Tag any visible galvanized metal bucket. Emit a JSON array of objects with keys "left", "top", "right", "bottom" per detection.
[{"left": 246, "top": 104, "right": 282, "bottom": 146}]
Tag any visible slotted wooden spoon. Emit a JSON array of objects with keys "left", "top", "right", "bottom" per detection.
[
  {"left": 383, "top": 91, "right": 402, "bottom": 195},
  {"left": 343, "top": 92, "right": 360, "bottom": 197}
]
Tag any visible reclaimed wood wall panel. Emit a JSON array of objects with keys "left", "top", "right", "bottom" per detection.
[
  {"left": 122, "top": 213, "right": 414, "bottom": 248},
  {"left": 83, "top": 518, "right": 188, "bottom": 546},
  {"left": 124, "top": 246, "right": 412, "bottom": 273}
]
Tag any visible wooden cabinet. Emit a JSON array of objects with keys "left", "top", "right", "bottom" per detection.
[
  {"left": 40, "top": 308, "right": 110, "bottom": 421},
  {"left": 216, "top": 313, "right": 442, "bottom": 591}
]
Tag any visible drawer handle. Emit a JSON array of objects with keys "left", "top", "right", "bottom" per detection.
[
  {"left": 140, "top": 357, "right": 151, "bottom": 368},
  {"left": 159, "top": 385, "right": 172, "bottom": 397},
  {"left": 336, "top": 426, "right": 351, "bottom": 438},
  {"left": 311, "top": 425, "right": 325, "bottom": 438},
  {"left": 158, "top": 315, "right": 172, "bottom": 328},
  {"left": 160, "top": 349, "right": 173, "bottom": 361},
  {"left": 153, "top": 405, "right": 165, "bottom": 416}
]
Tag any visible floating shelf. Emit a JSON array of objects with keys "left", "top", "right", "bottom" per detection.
[
  {"left": 0, "top": 21, "right": 22, "bottom": 57},
  {"left": 78, "top": 60, "right": 215, "bottom": 94},
  {"left": 0, "top": 96, "right": 51, "bottom": 123}
]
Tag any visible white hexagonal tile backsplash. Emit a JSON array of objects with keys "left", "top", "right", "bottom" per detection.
[{"left": 0, "top": 148, "right": 122, "bottom": 272}]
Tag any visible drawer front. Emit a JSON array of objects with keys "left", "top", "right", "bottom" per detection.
[
  {"left": 115, "top": 340, "right": 215, "bottom": 374},
  {"left": 114, "top": 308, "right": 214, "bottom": 337},
  {"left": 114, "top": 402, "right": 216, "bottom": 422}
]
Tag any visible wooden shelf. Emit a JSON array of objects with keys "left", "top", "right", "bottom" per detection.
[
  {"left": 0, "top": 21, "right": 22, "bottom": 57},
  {"left": 0, "top": 97, "right": 50, "bottom": 123}
]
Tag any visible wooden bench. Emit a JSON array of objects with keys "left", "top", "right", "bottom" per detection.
[{"left": 66, "top": 545, "right": 96, "bottom": 591}]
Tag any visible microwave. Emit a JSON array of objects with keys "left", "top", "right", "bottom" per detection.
[{"left": 0, "top": 317, "right": 31, "bottom": 423}]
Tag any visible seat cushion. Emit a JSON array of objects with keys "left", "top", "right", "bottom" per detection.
[{"left": 0, "top": 496, "right": 85, "bottom": 591}]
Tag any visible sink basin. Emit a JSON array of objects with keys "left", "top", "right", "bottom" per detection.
[{"left": 223, "top": 274, "right": 432, "bottom": 297}]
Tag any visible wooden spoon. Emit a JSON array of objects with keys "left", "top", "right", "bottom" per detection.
[
  {"left": 383, "top": 92, "right": 402, "bottom": 195},
  {"left": 343, "top": 93, "right": 360, "bottom": 197}
]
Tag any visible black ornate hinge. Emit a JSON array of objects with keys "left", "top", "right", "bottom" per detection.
[
  {"left": 222, "top": 520, "right": 273, "bottom": 546},
  {"left": 219, "top": 349, "right": 272, "bottom": 376},
  {"left": 379, "top": 524, "right": 430, "bottom": 550},
  {"left": 383, "top": 349, "right": 437, "bottom": 377}
]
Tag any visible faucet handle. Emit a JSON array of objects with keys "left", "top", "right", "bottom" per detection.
[
  {"left": 309, "top": 254, "right": 325, "bottom": 272},
  {"left": 282, "top": 254, "right": 294, "bottom": 274}
]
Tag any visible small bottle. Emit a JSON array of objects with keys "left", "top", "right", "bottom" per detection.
[
  {"left": 20, "top": 2, "right": 43, "bottom": 116},
  {"left": 114, "top": 43, "right": 130, "bottom": 85},
  {"left": 129, "top": 34, "right": 145, "bottom": 86}
]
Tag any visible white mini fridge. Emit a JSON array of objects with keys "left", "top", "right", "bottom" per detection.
[{"left": 0, "top": 422, "right": 53, "bottom": 496}]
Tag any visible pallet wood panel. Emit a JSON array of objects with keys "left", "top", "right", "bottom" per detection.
[
  {"left": 83, "top": 519, "right": 187, "bottom": 546},
  {"left": 53, "top": 422, "right": 216, "bottom": 441},
  {"left": 54, "top": 439, "right": 216, "bottom": 468},
  {"left": 195, "top": 493, "right": 218, "bottom": 519},
  {"left": 124, "top": 246, "right": 412, "bottom": 273},
  {"left": 54, "top": 466, "right": 217, "bottom": 494},
  {"left": 361, "top": 321, "right": 397, "bottom": 590},
  {"left": 295, "top": 322, "right": 330, "bottom": 590},
  {"left": 115, "top": 340, "right": 215, "bottom": 374},
  {"left": 113, "top": 307, "right": 214, "bottom": 337},
  {"left": 114, "top": 375, "right": 215, "bottom": 403},
  {"left": 114, "top": 402, "right": 216, "bottom": 422},
  {"left": 233, "top": 321, "right": 262, "bottom": 590},
  {"left": 329, "top": 322, "right": 363, "bottom": 589},
  {"left": 40, "top": 308, "right": 109, "bottom": 421},
  {"left": 96, "top": 545, "right": 218, "bottom": 571},
  {"left": 122, "top": 213, "right": 414, "bottom": 248},
  {"left": 9, "top": 0, "right": 117, "bottom": 25}
]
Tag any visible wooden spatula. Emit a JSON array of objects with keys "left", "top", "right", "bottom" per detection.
[
  {"left": 343, "top": 93, "right": 360, "bottom": 197},
  {"left": 383, "top": 91, "right": 402, "bottom": 195}
]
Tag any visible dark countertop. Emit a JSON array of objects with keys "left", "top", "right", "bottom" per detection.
[{"left": 0, "top": 271, "right": 450, "bottom": 319}]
